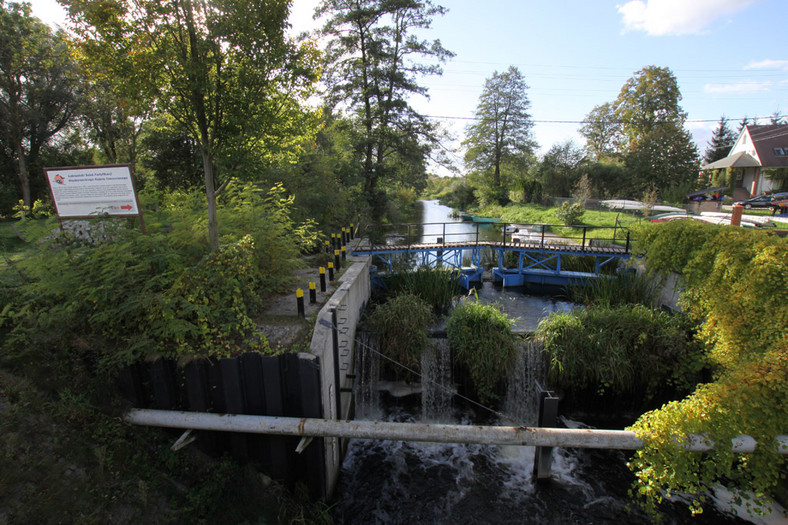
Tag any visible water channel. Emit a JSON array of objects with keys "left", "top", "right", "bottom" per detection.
[{"left": 331, "top": 200, "right": 777, "bottom": 524}]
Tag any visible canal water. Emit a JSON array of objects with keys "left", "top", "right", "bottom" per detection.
[{"left": 331, "top": 201, "right": 782, "bottom": 524}]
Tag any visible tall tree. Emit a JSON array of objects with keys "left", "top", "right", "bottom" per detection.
[
  {"left": 68, "top": 0, "right": 320, "bottom": 250},
  {"left": 579, "top": 102, "right": 620, "bottom": 160},
  {"left": 463, "top": 66, "right": 535, "bottom": 204},
  {"left": 580, "top": 66, "right": 698, "bottom": 196},
  {"left": 0, "top": 2, "right": 79, "bottom": 209},
  {"left": 703, "top": 116, "right": 736, "bottom": 165},
  {"left": 317, "top": 0, "right": 453, "bottom": 218}
]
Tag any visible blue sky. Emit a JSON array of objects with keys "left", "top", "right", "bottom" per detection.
[{"left": 28, "top": 0, "right": 788, "bottom": 174}]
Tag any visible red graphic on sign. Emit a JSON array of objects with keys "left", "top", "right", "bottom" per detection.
[
  {"left": 121, "top": 205, "right": 133, "bottom": 210},
  {"left": 54, "top": 174, "right": 65, "bottom": 184}
]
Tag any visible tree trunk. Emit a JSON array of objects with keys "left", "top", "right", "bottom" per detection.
[
  {"left": 15, "top": 141, "right": 31, "bottom": 211},
  {"left": 200, "top": 146, "right": 219, "bottom": 251}
]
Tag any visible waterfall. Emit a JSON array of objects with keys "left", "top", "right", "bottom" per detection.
[
  {"left": 356, "top": 331, "right": 380, "bottom": 418},
  {"left": 420, "top": 339, "right": 454, "bottom": 421},
  {"left": 503, "top": 338, "right": 547, "bottom": 426}
]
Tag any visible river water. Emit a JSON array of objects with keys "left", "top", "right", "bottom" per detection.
[{"left": 330, "top": 201, "right": 782, "bottom": 524}]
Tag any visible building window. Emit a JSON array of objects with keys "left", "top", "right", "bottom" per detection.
[{"left": 775, "top": 148, "right": 785, "bottom": 156}]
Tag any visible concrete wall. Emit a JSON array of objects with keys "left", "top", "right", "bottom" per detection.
[{"left": 308, "top": 248, "right": 371, "bottom": 497}]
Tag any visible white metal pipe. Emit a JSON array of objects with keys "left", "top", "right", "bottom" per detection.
[{"left": 125, "top": 409, "right": 788, "bottom": 453}]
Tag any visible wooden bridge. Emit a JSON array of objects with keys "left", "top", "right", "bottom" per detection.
[{"left": 351, "top": 222, "right": 633, "bottom": 287}]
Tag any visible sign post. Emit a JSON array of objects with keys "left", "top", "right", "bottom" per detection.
[{"left": 44, "top": 164, "right": 145, "bottom": 233}]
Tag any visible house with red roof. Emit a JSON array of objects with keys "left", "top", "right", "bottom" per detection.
[{"left": 702, "top": 124, "right": 788, "bottom": 201}]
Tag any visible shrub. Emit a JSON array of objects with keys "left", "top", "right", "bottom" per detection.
[
  {"left": 625, "top": 221, "right": 788, "bottom": 515},
  {"left": 383, "top": 266, "right": 461, "bottom": 314},
  {"left": 366, "top": 293, "right": 433, "bottom": 380},
  {"left": 446, "top": 298, "right": 517, "bottom": 404},
  {"left": 567, "top": 270, "right": 658, "bottom": 308},
  {"left": 555, "top": 201, "right": 584, "bottom": 225},
  {"left": 537, "top": 305, "right": 706, "bottom": 404}
]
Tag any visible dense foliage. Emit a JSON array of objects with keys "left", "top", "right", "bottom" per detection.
[
  {"left": 0, "top": 183, "right": 316, "bottom": 377},
  {"left": 379, "top": 266, "right": 460, "bottom": 315},
  {"left": 627, "top": 221, "right": 788, "bottom": 514},
  {"left": 537, "top": 305, "right": 705, "bottom": 406},
  {"left": 446, "top": 297, "right": 517, "bottom": 404},
  {"left": 366, "top": 292, "right": 433, "bottom": 381}
]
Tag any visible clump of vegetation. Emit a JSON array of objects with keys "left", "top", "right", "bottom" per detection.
[
  {"left": 567, "top": 269, "right": 658, "bottom": 308},
  {"left": 537, "top": 305, "right": 706, "bottom": 404},
  {"left": 383, "top": 266, "right": 461, "bottom": 314},
  {"left": 366, "top": 292, "right": 433, "bottom": 380},
  {"left": 446, "top": 297, "right": 517, "bottom": 404},
  {"left": 555, "top": 201, "right": 585, "bottom": 225},
  {"left": 627, "top": 221, "right": 788, "bottom": 515},
  {"left": 0, "top": 183, "right": 317, "bottom": 378}
]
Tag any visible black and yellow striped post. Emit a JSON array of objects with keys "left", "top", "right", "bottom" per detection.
[
  {"left": 330, "top": 233, "right": 337, "bottom": 251},
  {"left": 334, "top": 249, "right": 341, "bottom": 271},
  {"left": 350, "top": 223, "right": 355, "bottom": 240},
  {"left": 296, "top": 288, "right": 305, "bottom": 318},
  {"left": 328, "top": 261, "right": 335, "bottom": 281},
  {"left": 319, "top": 266, "right": 326, "bottom": 292},
  {"left": 324, "top": 239, "right": 330, "bottom": 254},
  {"left": 341, "top": 227, "right": 347, "bottom": 245},
  {"left": 341, "top": 245, "right": 346, "bottom": 261},
  {"left": 309, "top": 282, "right": 317, "bottom": 303}
]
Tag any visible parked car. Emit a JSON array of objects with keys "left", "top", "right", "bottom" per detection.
[{"left": 736, "top": 192, "right": 788, "bottom": 209}]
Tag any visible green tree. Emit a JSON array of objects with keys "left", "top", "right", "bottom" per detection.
[
  {"left": 536, "top": 140, "right": 584, "bottom": 198},
  {"left": 580, "top": 66, "right": 698, "bottom": 196},
  {"left": 68, "top": 0, "right": 320, "bottom": 250},
  {"left": 317, "top": 0, "right": 453, "bottom": 219},
  {"left": 463, "top": 66, "right": 536, "bottom": 204},
  {"left": 703, "top": 116, "right": 736, "bottom": 165},
  {"left": 0, "top": 2, "right": 80, "bottom": 210},
  {"left": 579, "top": 102, "right": 621, "bottom": 160}
]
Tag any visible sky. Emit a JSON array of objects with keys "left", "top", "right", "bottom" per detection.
[{"left": 26, "top": 0, "right": 788, "bottom": 175}]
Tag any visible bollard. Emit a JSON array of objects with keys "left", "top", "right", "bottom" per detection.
[
  {"left": 296, "top": 288, "right": 305, "bottom": 318},
  {"left": 328, "top": 261, "right": 335, "bottom": 281},
  {"left": 309, "top": 282, "right": 317, "bottom": 303},
  {"left": 334, "top": 249, "right": 341, "bottom": 271},
  {"left": 319, "top": 267, "right": 326, "bottom": 292},
  {"left": 324, "top": 239, "right": 330, "bottom": 254},
  {"left": 341, "top": 245, "right": 346, "bottom": 261},
  {"left": 350, "top": 223, "right": 355, "bottom": 240},
  {"left": 331, "top": 233, "right": 337, "bottom": 251},
  {"left": 341, "top": 227, "right": 347, "bottom": 245}
]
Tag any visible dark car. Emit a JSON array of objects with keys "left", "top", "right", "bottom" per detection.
[{"left": 736, "top": 192, "right": 788, "bottom": 209}]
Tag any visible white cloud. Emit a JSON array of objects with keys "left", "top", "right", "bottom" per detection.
[
  {"left": 744, "top": 59, "right": 788, "bottom": 71},
  {"left": 617, "top": 0, "right": 761, "bottom": 36},
  {"left": 704, "top": 81, "right": 773, "bottom": 94}
]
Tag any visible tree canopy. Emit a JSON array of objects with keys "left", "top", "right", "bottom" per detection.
[
  {"left": 463, "top": 65, "right": 536, "bottom": 204},
  {"left": 0, "top": 1, "right": 79, "bottom": 210},
  {"left": 703, "top": 116, "right": 737, "bottom": 165},
  {"left": 580, "top": 66, "right": 699, "bottom": 197},
  {"left": 67, "top": 0, "right": 320, "bottom": 250},
  {"left": 317, "top": 0, "right": 453, "bottom": 219}
]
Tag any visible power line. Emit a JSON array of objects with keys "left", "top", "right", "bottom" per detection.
[{"left": 423, "top": 115, "right": 780, "bottom": 125}]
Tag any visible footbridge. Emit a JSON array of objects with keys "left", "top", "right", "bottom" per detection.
[{"left": 351, "top": 221, "right": 633, "bottom": 287}]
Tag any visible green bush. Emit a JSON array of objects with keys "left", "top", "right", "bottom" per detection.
[
  {"left": 567, "top": 270, "right": 658, "bottom": 308},
  {"left": 446, "top": 298, "right": 517, "bottom": 404},
  {"left": 383, "top": 266, "right": 461, "bottom": 314},
  {"left": 555, "top": 201, "right": 584, "bottom": 225},
  {"left": 537, "top": 305, "right": 705, "bottom": 402},
  {"left": 0, "top": 183, "right": 310, "bottom": 376},
  {"left": 367, "top": 293, "right": 433, "bottom": 380}
]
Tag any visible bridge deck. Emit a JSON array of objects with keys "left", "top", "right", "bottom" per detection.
[{"left": 353, "top": 240, "right": 628, "bottom": 256}]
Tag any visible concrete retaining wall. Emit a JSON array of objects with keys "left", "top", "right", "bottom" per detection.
[{"left": 309, "top": 250, "right": 371, "bottom": 497}]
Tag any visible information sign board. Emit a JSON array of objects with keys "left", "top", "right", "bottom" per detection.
[{"left": 44, "top": 165, "right": 142, "bottom": 219}]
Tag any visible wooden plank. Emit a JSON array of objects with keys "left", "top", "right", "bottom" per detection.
[
  {"left": 261, "top": 355, "right": 289, "bottom": 481},
  {"left": 220, "top": 357, "right": 248, "bottom": 460}
]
